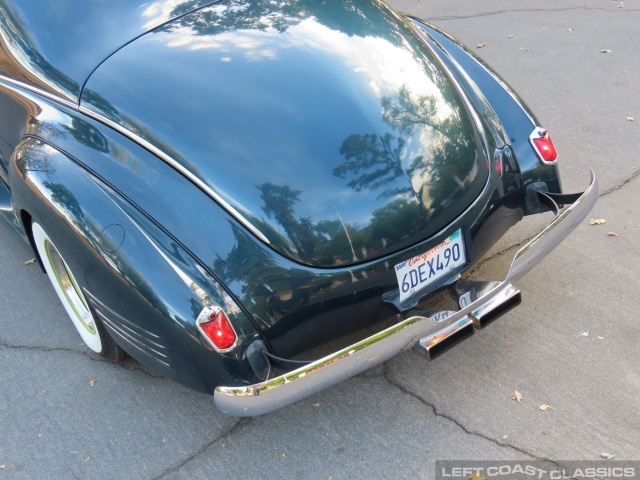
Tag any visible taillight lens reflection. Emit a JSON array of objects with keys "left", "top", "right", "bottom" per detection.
[
  {"left": 199, "top": 307, "right": 236, "bottom": 350},
  {"left": 530, "top": 128, "right": 558, "bottom": 163}
]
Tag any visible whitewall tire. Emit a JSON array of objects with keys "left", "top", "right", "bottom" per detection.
[{"left": 31, "top": 222, "right": 127, "bottom": 361}]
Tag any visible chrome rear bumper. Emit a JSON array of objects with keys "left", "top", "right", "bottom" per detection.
[{"left": 214, "top": 172, "right": 598, "bottom": 416}]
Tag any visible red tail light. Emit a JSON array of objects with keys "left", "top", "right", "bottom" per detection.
[
  {"left": 530, "top": 127, "right": 558, "bottom": 164},
  {"left": 197, "top": 306, "right": 237, "bottom": 351}
]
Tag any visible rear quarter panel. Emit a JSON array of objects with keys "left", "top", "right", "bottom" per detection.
[
  {"left": 5, "top": 91, "right": 262, "bottom": 391},
  {"left": 409, "top": 18, "right": 562, "bottom": 197}
]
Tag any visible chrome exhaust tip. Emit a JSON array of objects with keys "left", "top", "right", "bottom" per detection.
[
  {"left": 472, "top": 285, "right": 521, "bottom": 329},
  {"left": 455, "top": 280, "right": 521, "bottom": 329},
  {"left": 413, "top": 316, "right": 475, "bottom": 361},
  {"left": 413, "top": 283, "right": 521, "bottom": 361}
]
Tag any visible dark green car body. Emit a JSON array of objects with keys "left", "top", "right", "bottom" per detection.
[{"left": 0, "top": 1, "right": 566, "bottom": 400}]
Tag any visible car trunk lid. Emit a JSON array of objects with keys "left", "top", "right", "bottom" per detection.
[{"left": 81, "top": 0, "right": 489, "bottom": 268}]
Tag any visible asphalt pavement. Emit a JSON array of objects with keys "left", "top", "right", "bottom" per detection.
[{"left": 1, "top": 1, "right": 639, "bottom": 478}]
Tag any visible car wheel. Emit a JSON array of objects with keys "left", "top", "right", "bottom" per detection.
[{"left": 31, "top": 222, "right": 126, "bottom": 362}]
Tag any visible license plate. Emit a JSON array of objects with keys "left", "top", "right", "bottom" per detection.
[{"left": 394, "top": 230, "right": 466, "bottom": 302}]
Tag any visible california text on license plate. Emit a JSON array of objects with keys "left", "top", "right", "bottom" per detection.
[{"left": 394, "top": 230, "right": 466, "bottom": 302}]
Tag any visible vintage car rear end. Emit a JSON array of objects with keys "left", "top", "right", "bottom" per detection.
[{"left": 0, "top": 0, "right": 596, "bottom": 416}]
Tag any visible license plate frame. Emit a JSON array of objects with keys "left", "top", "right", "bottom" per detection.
[{"left": 394, "top": 230, "right": 466, "bottom": 303}]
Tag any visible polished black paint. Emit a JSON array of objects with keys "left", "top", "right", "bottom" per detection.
[
  {"left": 410, "top": 19, "right": 562, "bottom": 196},
  {"left": 82, "top": 0, "right": 490, "bottom": 268},
  {"left": 0, "top": 0, "right": 216, "bottom": 101},
  {"left": 10, "top": 130, "right": 261, "bottom": 390},
  {"left": 7, "top": 87, "right": 520, "bottom": 362},
  {"left": 1, "top": 83, "right": 519, "bottom": 376},
  {"left": 0, "top": 0, "right": 562, "bottom": 390}
]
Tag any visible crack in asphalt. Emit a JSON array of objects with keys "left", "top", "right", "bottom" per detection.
[
  {"left": 2, "top": 167, "right": 636, "bottom": 479},
  {"left": 430, "top": 7, "right": 640, "bottom": 21},
  {"left": 0, "top": 340, "right": 163, "bottom": 378},
  {"left": 151, "top": 418, "right": 251, "bottom": 480},
  {"left": 0, "top": 340, "right": 89, "bottom": 356},
  {"left": 381, "top": 363, "right": 567, "bottom": 469},
  {"left": 599, "top": 168, "right": 640, "bottom": 198},
  {"left": 467, "top": 241, "right": 523, "bottom": 276},
  {"left": 374, "top": 166, "right": 640, "bottom": 469}
]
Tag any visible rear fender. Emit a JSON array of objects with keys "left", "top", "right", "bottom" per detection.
[
  {"left": 10, "top": 136, "right": 261, "bottom": 391},
  {"left": 408, "top": 17, "right": 562, "bottom": 209}
]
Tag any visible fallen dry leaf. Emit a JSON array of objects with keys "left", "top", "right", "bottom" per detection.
[
  {"left": 539, "top": 404, "right": 552, "bottom": 411},
  {"left": 568, "top": 27, "right": 575, "bottom": 32},
  {"left": 0, "top": 465, "right": 6, "bottom": 470},
  {"left": 281, "top": 453, "right": 287, "bottom": 459},
  {"left": 502, "top": 435, "right": 508, "bottom": 440},
  {"left": 85, "top": 457, "right": 90, "bottom": 463},
  {"left": 511, "top": 390, "right": 524, "bottom": 402},
  {"left": 89, "top": 380, "right": 96, "bottom": 387},
  {"left": 476, "top": 43, "right": 487, "bottom": 48},
  {"left": 312, "top": 403, "right": 320, "bottom": 407},
  {"left": 597, "top": 336, "right": 604, "bottom": 340},
  {"left": 601, "top": 49, "right": 612, "bottom": 53},
  {"left": 607, "top": 232, "right": 620, "bottom": 237},
  {"left": 507, "top": 34, "right": 514, "bottom": 39},
  {"left": 589, "top": 218, "right": 606, "bottom": 225},
  {"left": 627, "top": 117, "right": 634, "bottom": 121},
  {"left": 24, "top": 258, "right": 36, "bottom": 265}
]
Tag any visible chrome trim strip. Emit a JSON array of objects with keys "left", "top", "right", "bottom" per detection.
[
  {"left": 408, "top": 18, "right": 537, "bottom": 127},
  {"left": 84, "top": 289, "right": 165, "bottom": 341},
  {"left": 96, "top": 311, "right": 171, "bottom": 361},
  {"left": 410, "top": 21, "right": 493, "bottom": 158},
  {"left": 0, "top": 75, "right": 270, "bottom": 244},
  {"left": 97, "top": 311, "right": 173, "bottom": 368},
  {"left": 213, "top": 171, "right": 597, "bottom": 416},
  {"left": 78, "top": 106, "right": 270, "bottom": 244},
  {"left": 0, "top": 75, "right": 78, "bottom": 110}
]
